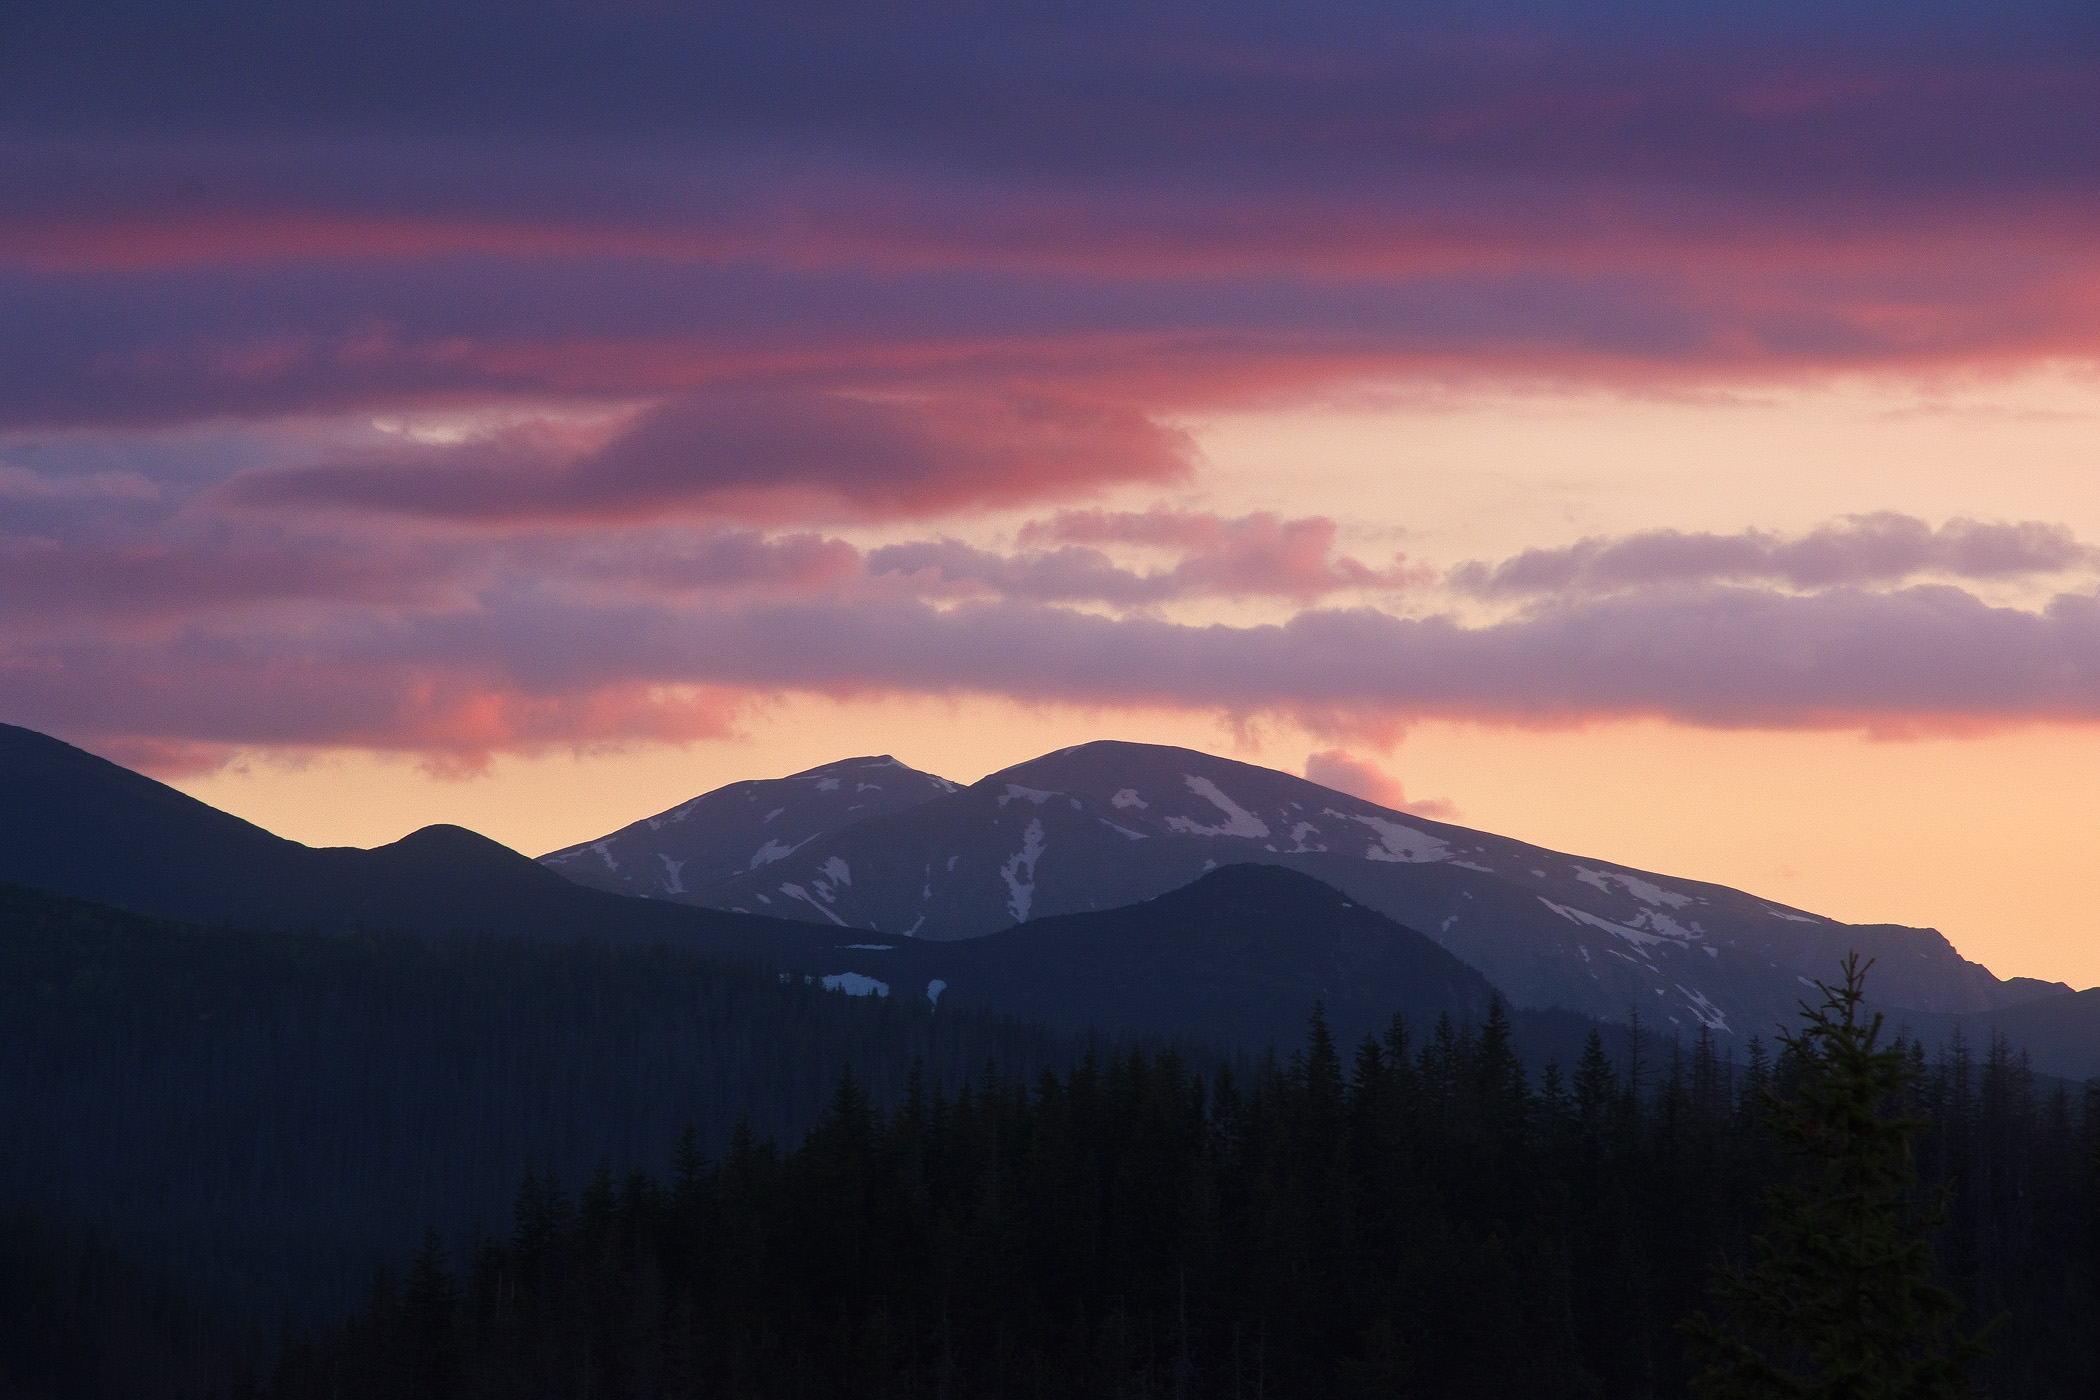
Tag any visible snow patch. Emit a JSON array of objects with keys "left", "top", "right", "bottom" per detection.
[
  {"left": 1000, "top": 784, "right": 1058, "bottom": 807},
  {"left": 903, "top": 915, "right": 925, "bottom": 936},
  {"left": 1111, "top": 788, "right": 1148, "bottom": 809},
  {"left": 821, "top": 973, "right": 888, "bottom": 997},
  {"left": 749, "top": 837, "right": 805, "bottom": 870},
  {"left": 762, "top": 807, "right": 785, "bottom": 823},
  {"left": 1539, "top": 898, "right": 1672, "bottom": 950},
  {"left": 590, "top": 839, "right": 619, "bottom": 872},
  {"left": 1676, "top": 986, "right": 1731, "bottom": 1033},
  {"left": 815, "top": 777, "right": 841, "bottom": 791},
  {"left": 1285, "top": 821, "right": 1326, "bottom": 853},
  {"left": 926, "top": 979, "right": 947, "bottom": 1007},
  {"left": 779, "top": 883, "right": 846, "bottom": 925},
  {"left": 658, "top": 854, "right": 687, "bottom": 895},
  {"left": 1451, "top": 860, "right": 1493, "bottom": 873},
  {"left": 1096, "top": 818, "right": 1147, "bottom": 841},
  {"left": 1001, "top": 817, "right": 1047, "bottom": 923},
  {"left": 1572, "top": 866, "right": 1694, "bottom": 908},
  {"left": 843, "top": 943, "right": 893, "bottom": 950},
  {"left": 1342, "top": 811, "right": 1450, "bottom": 864},
  {"left": 1637, "top": 911, "right": 1700, "bottom": 942},
  {"left": 1165, "top": 776, "right": 1271, "bottom": 838},
  {"left": 1766, "top": 907, "right": 1819, "bottom": 923},
  {"left": 820, "top": 856, "right": 852, "bottom": 886},
  {"left": 647, "top": 798, "right": 700, "bottom": 832}
]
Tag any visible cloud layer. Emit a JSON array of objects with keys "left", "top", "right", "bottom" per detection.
[
  {"left": 224, "top": 392, "right": 1193, "bottom": 525},
  {"left": 1, "top": 1, "right": 2095, "bottom": 451},
  {"left": 2, "top": 3, "right": 2096, "bottom": 766},
  {"left": 1450, "top": 515, "right": 2095, "bottom": 599},
  {"left": 7, "top": 501, "right": 2100, "bottom": 768}
]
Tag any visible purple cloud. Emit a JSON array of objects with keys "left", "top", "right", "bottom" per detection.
[
  {"left": 870, "top": 510, "right": 1425, "bottom": 604},
  {"left": 1450, "top": 515, "right": 2095, "bottom": 599},
  {"left": 11, "top": 575, "right": 2100, "bottom": 771}
]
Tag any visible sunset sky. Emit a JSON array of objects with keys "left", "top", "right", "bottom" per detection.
[{"left": 6, "top": 2, "right": 2099, "bottom": 983}]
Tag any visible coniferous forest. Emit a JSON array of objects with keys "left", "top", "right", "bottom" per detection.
[
  {"left": 269, "top": 996, "right": 2098, "bottom": 1399},
  {"left": 0, "top": 882, "right": 1075, "bottom": 1350},
  {"left": 5, "top": 881, "right": 2100, "bottom": 1398}
]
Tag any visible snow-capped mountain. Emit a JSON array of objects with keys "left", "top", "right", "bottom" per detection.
[
  {"left": 539, "top": 754, "right": 958, "bottom": 901},
  {"left": 655, "top": 740, "right": 2063, "bottom": 1041}
]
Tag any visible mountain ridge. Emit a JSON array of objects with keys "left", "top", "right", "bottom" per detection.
[
  {"left": 540, "top": 753, "right": 958, "bottom": 902},
  {"left": 550, "top": 738, "right": 2071, "bottom": 1041}
]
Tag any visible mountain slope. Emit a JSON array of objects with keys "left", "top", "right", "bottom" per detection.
[
  {"left": 0, "top": 726, "right": 1523, "bottom": 1059},
  {"left": 682, "top": 740, "right": 2065, "bottom": 1040},
  {"left": 0, "top": 878, "right": 1078, "bottom": 1329},
  {"left": 0, "top": 723, "right": 846, "bottom": 951},
  {"left": 540, "top": 754, "right": 957, "bottom": 900},
  {"left": 751, "top": 863, "right": 1510, "bottom": 1054}
]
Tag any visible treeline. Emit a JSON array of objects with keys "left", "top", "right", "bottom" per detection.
[
  {"left": 0, "top": 882, "right": 1079, "bottom": 1331},
  {"left": 264, "top": 1004, "right": 2100, "bottom": 1400}
]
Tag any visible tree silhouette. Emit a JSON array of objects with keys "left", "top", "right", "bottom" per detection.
[{"left": 1682, "top": 954, "right": 1985, "bottom": 1399}]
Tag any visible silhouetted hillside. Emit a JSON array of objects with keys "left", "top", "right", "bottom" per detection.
[{"left": 0, "top": 881, "right": 1076, "bottom": 1327}]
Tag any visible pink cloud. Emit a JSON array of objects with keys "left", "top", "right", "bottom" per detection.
[
  {"left": 0, "top": 530, "right": 467, "bottom": 627},
  {"left": 1303, "top": 749, "right": 1458, "bottom": 819},
  {"left": 16, "top": 575, "right": 2100, "bottom": 775},
  {"left": 222, "top": 389, "right": 1194, "bottom": 525}
]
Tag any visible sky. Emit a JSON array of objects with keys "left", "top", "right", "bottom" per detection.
[{"left": 6, "top": 1, "right": 2100, "bottom": 984}]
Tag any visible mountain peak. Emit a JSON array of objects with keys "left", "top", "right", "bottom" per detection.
[
  {"left": 661, "top": 736, "right": 2038, "bottom": 1039},
  {"left": 381, "top": 823, "right": 534, "bottom": 861},
  {"left": 539, "top": 752, "right": 959, "bottom": 900}
]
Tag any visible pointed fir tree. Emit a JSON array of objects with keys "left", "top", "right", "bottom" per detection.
[
  {"left": 398, "top": 1228, "right": 461, "bottom": 1400},
  {"left": 1681, "top": 954, "right": 1986, "bottom": 1399}
]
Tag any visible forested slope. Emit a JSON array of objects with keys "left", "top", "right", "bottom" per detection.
[
  {"left": 0, "top": 882, "right": 1079, "bottom": 1330},
  {"left": 268, "top": 1005, "right": 2100, "bottom": 1400}
]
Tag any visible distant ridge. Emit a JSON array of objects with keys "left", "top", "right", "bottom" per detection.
[
  {"left": 548, "top": 737, "right": 2072, "bottom": 1041},
  {"left": 0, "top": 722, "right": 825, "bottom": 951},
  {"left": 541, "top": 753, "right": 956, "bottom": 902},
  {"left": 817, "top": 862, "right": 1518, "bottom": 1054},
  {"left": 3, "top": 722, "right": 2083, "bottom": 1064}
]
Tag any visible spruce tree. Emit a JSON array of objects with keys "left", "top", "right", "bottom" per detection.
[{"left": 1682, "top": 954, "right": 1985, "bottom": 1399}]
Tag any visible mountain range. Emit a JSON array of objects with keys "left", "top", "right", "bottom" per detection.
[
  {"left": 0, "top": 724, "right": 1540, "bottom": 1058},
  {"left": 535, "top": 739, "right": 2071, "bottom": 1044},
  {"left": 3, "top": 720, "right": 2094, "bottom": 1071}
]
